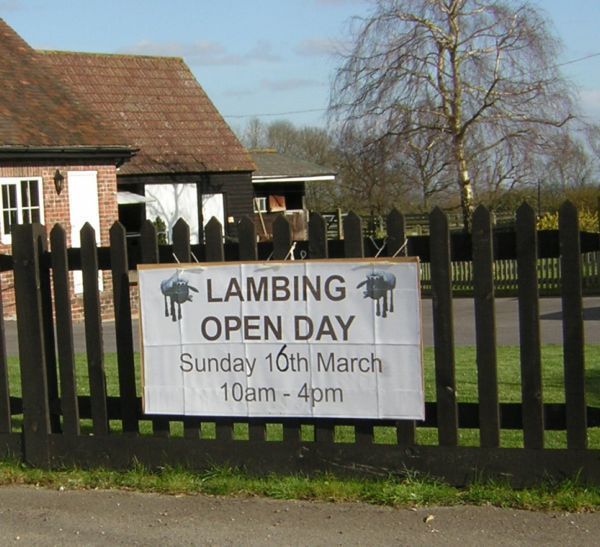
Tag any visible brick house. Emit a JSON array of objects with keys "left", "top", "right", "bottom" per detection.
[
  {"left": 0, "top": 19, "right": 135, "bottom": 317},
  {"left": 1, "top": 18, "right": 255, "bottom": 317}
]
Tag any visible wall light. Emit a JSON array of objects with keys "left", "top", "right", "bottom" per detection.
[{"left": 53, "top": 169, "right": 65, "bottom": 195}]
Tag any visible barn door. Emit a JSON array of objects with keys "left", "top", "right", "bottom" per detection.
[
  {"left": 145, "top": 183, "right": 200, "bottom": 244},
  {"left": 201, "top": 193, "right": 225, "bottom": 228}
]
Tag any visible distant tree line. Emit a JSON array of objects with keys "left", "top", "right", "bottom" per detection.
[{"left": 238, "top": 116, "right": 600, "bottom": 222}]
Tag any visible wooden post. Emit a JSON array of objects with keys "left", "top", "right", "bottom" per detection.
[
  {"left": 206, "top": 217, "right": 234, "bottom": 442},
  {"left": 140, "top": 220, "right": 170, "bottom": 438},
  {"left": 13, "top": 223, "right": 51, "bottom": 467},
  {"left": 344, "top": 212, "right": 373, "bottom": 445},
  {"left": 237, "top": 216, "right": 266, "bottom": 442},
  {"left": 472, "top": 205, "right": 500, "bottom": 448},
  {"left": 172, "top": 218, "right": 201, "bottom": 439},
  {"left": 429, "top": 207, "right": 458, "bottom": 446},
  {"left": 559, "top": 201, "right": 587, "bottom": 449},
  {"left": 386, "top": 208, "right": 415, "bottom": 445},
  {"left": 0, "top": 273, "right": 11, "bottom": 434},
  {"left": 81, "top": 223, "right": 109, "bottom": 436},
  {"left": 273, "top": 215, "right": 301, "bottom": 442},
  {"left": 516, "top": 203, "right": 544, "bottom": 449},
  {"left": 50, "top": 224, "right": 80, "bottom": 436},
  {"left": 309, "top": 212, "right": 334, "bottom": 444},
  {"left": 110, "top": 222, "right": 139, "bottom": 434}
]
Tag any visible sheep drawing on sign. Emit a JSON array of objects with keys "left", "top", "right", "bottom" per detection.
[
  {"left": 160, "top": 272, "right": 199, "bottom": 321},
  {"left": 356, "top": 271, "right": 396, "bottom": 318}
]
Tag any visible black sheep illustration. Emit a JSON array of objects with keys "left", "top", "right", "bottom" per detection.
[
  {"left": 160, "top": 272, "right": 199, "bottom": 321},
  {"left": 357, "top": 271, "right": 396, "bottom": 318}
]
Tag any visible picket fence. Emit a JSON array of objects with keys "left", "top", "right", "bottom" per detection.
[{"left": 0, "top": 201, "right": 598, "bottom": 486}]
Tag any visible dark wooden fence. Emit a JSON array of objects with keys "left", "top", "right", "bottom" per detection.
[
  {"left": 322, "top": 209, "right": 600, "bottom": 296},
  {"left": 0, "top": 202, "right": 599, "bottom": 486}
]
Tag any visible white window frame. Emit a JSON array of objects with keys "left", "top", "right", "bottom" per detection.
[
  {"left": 0, "top": 177, "right": 45, "bottom": 244},
  {"left": 253, "top": 196, "right": 267, "bottom": 213}
]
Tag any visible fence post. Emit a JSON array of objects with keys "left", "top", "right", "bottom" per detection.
[
  {"left": 0, "top": 273, "right": 11, "bottom": 434},
  {"left": 429, "top": 207, "right": 458, "bottom": 446},
  {"left": 344, "top": 212, "right": 374, "bottom": 445},
  {"left": 172, "top": 218, "right": 202, "bottom": 440},
  {"left": 273, "top": 215, "right": 301, "bottom": 443},
  {"left": 206, "top": 217, "right": 234, "bottom": 442},
  {"left": 386, "top": 208, "right": 416, "bottom": 446},
  {"left": 140, "top": 220, "right": 170, "bottom": 438},
  {"left": 516, "top": 203, "right": 544, "bottom": 449},
  {"left": 81, "top": 223, "right": 109, "bottom": 436},
  {"left": 237, "top": 216, "right": 266, "bottom": 442},
  {"left": 309, "top": 212, "right": 334, "bottom": 444},
  {"left": 50, "top": 224, "right": 80, "bottom": 436},
  {"left": 13, "top": 223, "right": 51, "bottom": 467},
  {"left": 110, "top": 222, "right": 139, "bottom": 434},
  {"left": 472, "top": 205, "right": 500, "bottom": 448},
  {"left": 559, "top": 201, "right": 587, "bottom": 449}
]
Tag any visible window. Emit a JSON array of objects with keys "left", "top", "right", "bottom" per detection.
[
  {"left": 253, "top": 196, "right": 267, "bottom": 213},
  {"left": 0, "top": 177, "right": 44, "bottom": 243}
]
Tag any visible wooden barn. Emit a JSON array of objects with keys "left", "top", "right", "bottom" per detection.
[{"left": 39, "top": 49, "right": 255, "bottom": 244}]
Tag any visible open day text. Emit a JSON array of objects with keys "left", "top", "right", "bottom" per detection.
[{"left": 199, "top": 273, "right": 357, "bottom": 342}]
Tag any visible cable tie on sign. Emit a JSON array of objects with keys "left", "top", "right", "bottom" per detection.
[
  {"left": 370, "top": 236, "right": 387, "bottom": 258},
  {"left": 392, "top": 238, "right": 409, "bottom": 257},
  {"left": 265, "top": 250, "right": 274, "bottom": 261},
  {"left": 172, "top": 253, "right": 181, "bottom": 264},
  {"left": 284, "top": 241, "right": 297, "bottom": 261},
  {"left": 191, "top": 251, "right": 200, "bottom": 263}
]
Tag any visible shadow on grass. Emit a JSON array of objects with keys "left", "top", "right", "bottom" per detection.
[{"left": 587, "top": 367, "right": 600, "bottom": 407}]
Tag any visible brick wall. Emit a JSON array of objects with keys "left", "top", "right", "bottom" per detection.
[{"left": 0, "top": 160, "right": 119, "bottom": 320}]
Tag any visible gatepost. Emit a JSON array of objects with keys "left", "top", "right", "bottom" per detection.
[{"left": 13, "top": 223, "right": 51, "bottom": 467}]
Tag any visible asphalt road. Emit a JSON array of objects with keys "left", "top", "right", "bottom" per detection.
[
  {"left": 0, "top": 486, "right": 598, "bottom": 546},
  {"left": 2, "top": 297, "right": 599, "bottom": 356}
]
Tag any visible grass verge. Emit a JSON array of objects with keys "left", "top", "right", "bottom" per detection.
[{"left": 0, "top": 461, "right": 598, "bottom": 512}]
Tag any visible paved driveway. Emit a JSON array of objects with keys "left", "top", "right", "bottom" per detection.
[
  {"left": 2, "top": 297, "right": 599, "bottom": 356},
  {"left": 0, "top": 486, "right": 598, "bottom": 546}
]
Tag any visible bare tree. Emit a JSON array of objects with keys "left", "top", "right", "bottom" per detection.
[
  {"left": 330, "top": 0, "right": 575, "bottom": 229},
  {"left": 241, "top": 117, "right": 267, "bottom": 149},
  {"left": 335, "top": 124, "right": 414, "bottom": 214}
]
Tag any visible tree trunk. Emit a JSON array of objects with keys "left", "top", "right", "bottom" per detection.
[{"left": 455, "top": 137, "right": 474, "bottom": 232}]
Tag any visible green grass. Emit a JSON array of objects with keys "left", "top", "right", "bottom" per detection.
[
  {"left": 2, "top": 346, "right": 600, "bottom": 510},
  {"left": 0, "top": 461, "right": 598, "bottom": 511},
  {"left": 5, "top": 344, "right": 600, "bottom": 448}
]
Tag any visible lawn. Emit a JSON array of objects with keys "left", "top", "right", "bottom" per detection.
[{"left": 5, "top": 344, "right": 599, "bottom": 449}]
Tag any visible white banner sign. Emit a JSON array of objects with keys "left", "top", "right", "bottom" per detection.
[{"left": 139, "top": 259, "right": 424, "bottom": 419}]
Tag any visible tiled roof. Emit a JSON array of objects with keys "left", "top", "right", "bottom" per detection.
[
  {"left": 0, "top": 19, "right": 131, "bottom": 151},
  {"left": 39, "top": 51, "right": 255, "bottom": 175},
  {"left": 251, "top": 149, "right": 336, "bottom": 178}
]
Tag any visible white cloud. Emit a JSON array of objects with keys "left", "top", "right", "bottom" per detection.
[
  {"left": 119, "top": 39, "right": 281, "bottom": 66},
  {"left": 222, "top": 88, "right": 257, "bottom": 98},
  {"left": 246, "top": 40, "right": 282, "bottom": 63},
  {"left": 260, "top": 78, "right": 326, "bottom": 92},
  {"left": 119, "top": 40, "right": 243, "bottom": 65},
  {"left": 579, "top": 88, "right": 600, "bottom": 122},
  {"left": 295, "top": 37, "right": 345, "bottom": 57},
  {"left": 0, "top": 0, "right": 23, "bottom": 11}
]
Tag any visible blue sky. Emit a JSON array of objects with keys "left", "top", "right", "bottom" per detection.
[{"left": 2, "top": 0, "right": 600, "bottom": 130}]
